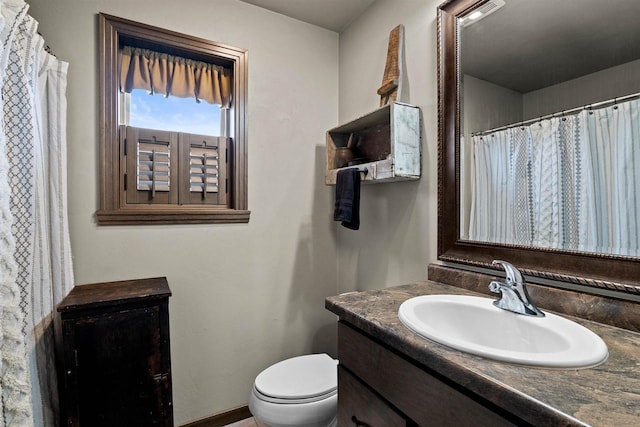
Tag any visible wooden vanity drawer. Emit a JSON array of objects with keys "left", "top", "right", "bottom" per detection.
[
  {"left": 337, "top": 321, "right": 519, "bottom": 426},
  {"left": 338, "top": 366, "right": 409, "bottom": 427}
]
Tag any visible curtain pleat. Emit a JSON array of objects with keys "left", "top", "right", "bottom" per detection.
[
  {"left": 0, "top": 1, "right": 36, "bottom": 425},
  {"left": 0, "top": 2, "right": 73, "bottom": 426},
  {"left": 32, "top": 36, "right": 73, "bottom": 427},
  {"left": 469, "top": 98, "right": 640, "bottom": 257},
  {"left": 120, "top": 46, "right": 232, "bottom": 107},
  {"left": 149, "top": 52, "right": 173, "bottom": 96},
  {"left": 581, "top": 100, "right": 640, "bottom": 256}
]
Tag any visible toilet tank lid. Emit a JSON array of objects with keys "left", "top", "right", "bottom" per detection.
[{"left": 255, "top": 353, "right": 338, "bottom": 400}]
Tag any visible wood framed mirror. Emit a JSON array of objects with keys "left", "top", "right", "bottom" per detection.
[{"left": 437, "top": 0, "right": 640, "bottom": 296}]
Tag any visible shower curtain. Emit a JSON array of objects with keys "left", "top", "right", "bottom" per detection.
[
  {"left": 469, "top": 98, "right": 640, "bottom": 257},
  {"left": 0, "top": 1, "right": 73, "bottom": 426}
]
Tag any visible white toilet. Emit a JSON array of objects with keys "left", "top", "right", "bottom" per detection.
[{"left": 249, "top": 353, "right": 338, "bottom": 427}]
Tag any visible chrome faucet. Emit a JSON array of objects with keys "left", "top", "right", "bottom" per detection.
[{"left": 489, "top": 260, "right": 544, "bottom": 317}]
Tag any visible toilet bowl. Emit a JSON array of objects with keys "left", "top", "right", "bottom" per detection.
[{"left": 249, "top": 353, "right": 338, "bottom": 427}]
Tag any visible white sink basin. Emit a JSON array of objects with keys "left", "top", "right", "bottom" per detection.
[{"left": 398, "top": 294, "right": 608, "bottom": 369}]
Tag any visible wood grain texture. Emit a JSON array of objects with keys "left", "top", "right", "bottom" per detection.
[
  {"left": 178, "top": 406, "right": 252, "bottom": 427},
  {"left": 378, "top": 25, "right": 404, "bottom": 106},
  {"left": 339, "top": 323, "right": 517, "bottom": 426},
  {"left": 325, "top": 102, "right": 420, "bottom": 185},
  {"left": 57, "top": 277, "right": 171, "bottom": 312},
  {"left": 338, "top": 366, "right": 408, "bottom": 427},
  {"left": 57, "top": 277, "right": 173, "bottom": 426}
]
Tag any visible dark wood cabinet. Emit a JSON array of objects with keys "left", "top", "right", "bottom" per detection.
[
  {"left": 338, "top": 366, "right": 409, "bottom": 427},
  {"left": 337, "top": 322, "right": 520, "bottom": 427},
  {"left": 56, "top": 277, "right": 173, "bottom": 427}
]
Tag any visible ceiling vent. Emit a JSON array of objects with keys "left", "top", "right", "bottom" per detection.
[{"left": 461, "top": 0, "right": 506, "bottom": 27}]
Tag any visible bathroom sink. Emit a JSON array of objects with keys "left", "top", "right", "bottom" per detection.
[{"left": 398, "top": 294, "right": 608, "bottom": 369}]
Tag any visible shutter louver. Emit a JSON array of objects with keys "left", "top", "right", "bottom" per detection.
[
  {"left": 180, "top": 134, "right": 228, "bottom": 206},
  {"left": 125, "top": 126, "right": 178, "bottom": 205},
  {"left": 189, "top": 146, "right": 219, "bottom": 196},
  {"left": 137, "top": 141, "right": 171, "bottom": 195}
]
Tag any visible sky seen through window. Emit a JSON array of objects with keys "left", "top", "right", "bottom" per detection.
[{"left": 129, "top": 89, "right": 221, "bottom": 136}]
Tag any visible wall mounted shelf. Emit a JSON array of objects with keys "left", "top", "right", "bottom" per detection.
[{"left": 325, "top": 102, "right": 421, "bottom": 185}]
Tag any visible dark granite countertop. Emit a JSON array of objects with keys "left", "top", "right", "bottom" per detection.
[{"left": 326, "top": 281, "right": 640, "bottom": 426}]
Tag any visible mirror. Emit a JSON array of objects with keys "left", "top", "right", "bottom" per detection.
[{"left": 437, "top": 0, "right": 640, "bottom": 296}]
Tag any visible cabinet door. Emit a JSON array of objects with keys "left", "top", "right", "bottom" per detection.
[
  {"left": 338, "top": 366, "right": 408, "bottom": 427},
  {"left": 338, "top": 322, "right": 518, "bottom": 426},
  {"left": 65, "top": 306, "right": 168, "bottom": 426}
]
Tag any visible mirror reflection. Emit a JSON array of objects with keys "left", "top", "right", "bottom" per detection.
[{"left": 458, "top": 0, "right": 640, "bottom": 257}]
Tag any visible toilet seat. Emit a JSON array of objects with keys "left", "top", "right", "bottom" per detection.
[
  {"left": 250, "top": 354, "right": 338, "bottom": 427},
  {"left": 254, "top": 354, "right": 338, "bottom": 402},
  {"left": 253, "top": 385, "right": 337, "bottom": 404}
]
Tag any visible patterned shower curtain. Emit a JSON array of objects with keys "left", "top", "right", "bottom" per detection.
[
  {"left": 581, "top": 99, "right": 640, "bottom": 255},
  {"left": 0, "top": 1, "right": 73, "bottom": 426},
  {"left": 469, "top": 98, "right": 640, "bottom": 257}
]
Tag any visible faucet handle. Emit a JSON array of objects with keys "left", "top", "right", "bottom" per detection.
[
  {"left": 488, "top": 280, "right": 503, "bottom": 294},
  {"left": 489, "top": 261, "right": 545, "bottom": 317},
  {"left": 492, "top": 260, "right": 523, "bottom": 284}
]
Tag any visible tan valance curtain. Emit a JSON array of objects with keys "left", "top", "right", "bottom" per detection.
[{"left": 120, "top": 46, "right": 232, "bottom": 108}]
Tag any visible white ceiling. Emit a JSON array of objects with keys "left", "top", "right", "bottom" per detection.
[{"left": 239, "top": 0, "right": 375, "bottom": 32}]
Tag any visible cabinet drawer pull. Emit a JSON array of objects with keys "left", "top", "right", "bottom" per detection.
[
  {"left": 351, "top": 415, "right": 371, "bottom": 426},
  {"left": 153, "top": 373, "right": 169, "bottom": 383}
]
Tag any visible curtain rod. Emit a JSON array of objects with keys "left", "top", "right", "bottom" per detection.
[{"left": 471, "top": 90, "right": 640, "bottom": 137}]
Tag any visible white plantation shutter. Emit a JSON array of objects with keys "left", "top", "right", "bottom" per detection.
[
  {"left": 125, "top": 126, "right": 178, "bottom": 204},
  {"left": 181, "top": 134, "right": 228, "bottom": 206},
  {"left": 189, "top": 145, "right": 218, "bottom": 194},
  {"left": 122, "top": 126, "right": 229, "bottom": 207},
  {"left": 137, "top": 141, "right": 171, "bottom": 193}
]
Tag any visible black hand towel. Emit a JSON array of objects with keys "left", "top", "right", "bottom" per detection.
[{"left": 334, "top": 168, "right": 361, "bottom": 230}]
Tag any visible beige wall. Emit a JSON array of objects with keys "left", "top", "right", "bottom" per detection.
[
  {"left": 28, "top": 0, "right": 443, "bottom": 422},
  {"left": 27, "top": 0, "right": 339, "bottom": 423},
  {"left": 337, "top": 0, "right": 438, "bottom": 293},
  {"left": 523, "top": 58, "right": 640, "bottom": 119}
]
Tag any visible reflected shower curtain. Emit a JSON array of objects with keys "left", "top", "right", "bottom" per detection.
[
  {"left": 469, "top": 99, "right": 640, "bottom": 257},
  {"left": 582, "top": 99, "right": 640, "bottom": 255},
  {"left": 0, "top": 1, "right": 74, "bottom": 426}
]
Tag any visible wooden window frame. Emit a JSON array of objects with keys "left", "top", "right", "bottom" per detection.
[{"left": 97, "top": 13, "right": 249, "bottom": 225}]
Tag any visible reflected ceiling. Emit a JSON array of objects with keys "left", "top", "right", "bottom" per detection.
[{"left": 461, "top": 0, "right": 640, "bottom": 93}]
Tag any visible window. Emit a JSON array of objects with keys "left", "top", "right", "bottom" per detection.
[{"left": 97, "top": 13, "right": 249, "bottom": 225}]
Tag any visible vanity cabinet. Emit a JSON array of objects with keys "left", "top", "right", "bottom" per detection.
[
  {"left": 56, "top": 277, "right": 173, "bottom": 427},
  {"left": 337, "top": 322, "right": 521, "bottom": 426},
  {"left": 338, "top": 366, "right": 409, "bottom": 426},
  {"left": 325, "top": 102, "right": 421, "bottom": 185}
]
